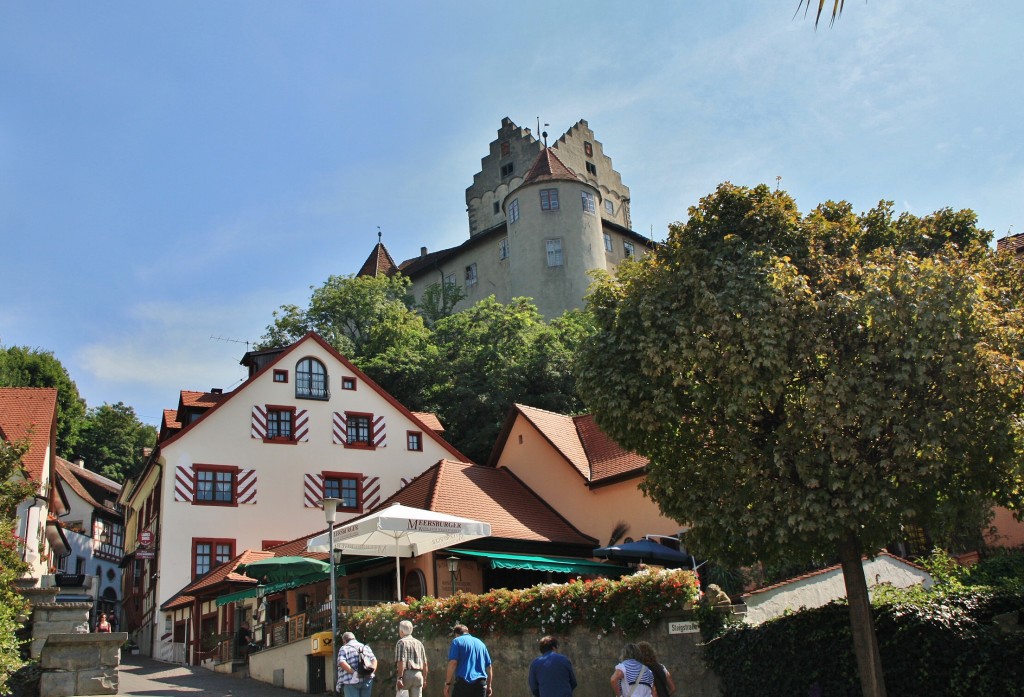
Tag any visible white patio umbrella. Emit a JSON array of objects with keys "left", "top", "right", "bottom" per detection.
[{"left": 306, "top": 503, "right": 491, "bottom": 601}]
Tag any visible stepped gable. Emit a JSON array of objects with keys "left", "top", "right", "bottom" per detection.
[
  {"left": 520, "top": 147, "right": 580, "bottom": 187},
  {"left": 357, "top": 241, "right": 399, "bottom": 277},
  {"left": 0, "top": 387, "right": 57, "bottom": 483}
]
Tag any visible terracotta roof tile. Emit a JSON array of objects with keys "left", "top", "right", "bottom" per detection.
[
  {"left": 514, "top": 405, "right": 591, "bottom": 479},
  {"left": 997, "top": 232, "right": 1024, "bottom": 255},
  {"left": 411, "top": 412, "right": 444, "bottom": 433},
  {"left": 357, "top": 242, "right": 400, "bottom": 277},
  {"left": 0, "top": 387, "right": 57, "bottom": 483},
  {"left": 521, "top": 148, "right": 580, "bottom": 187},
  {"left": 573, "top": 414, "right": 648, "bottom": 481},
  {"left": 179, "top": 390, "right": 225, "bottom": 409},
  {"left": 172, "top": 549, "right": 274, "bottom": 599},
  {"left": 162, "top": 410, "right": 181, "bottom": 430}
]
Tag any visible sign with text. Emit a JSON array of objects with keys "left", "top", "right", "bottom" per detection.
[
  {"left": 138, "top": 530, "right": 154, "bottom": 547},
  {"left": 668, "top": 621, "right": 700, "bottom": 635}
]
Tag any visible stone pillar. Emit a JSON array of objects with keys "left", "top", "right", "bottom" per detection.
[
  {"left": 29, "top": 602, "right": 92, "bottom": 658},
  {"left": 39, "top": 633, "right": 127, "bottom": 697}
]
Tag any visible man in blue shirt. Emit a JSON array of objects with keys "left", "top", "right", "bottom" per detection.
[
  {"left": 528, "top": 636, "right": 577, "bottom": 697},
  {"left": 444, "top": 624, "right": 492, "bottom": 697}
]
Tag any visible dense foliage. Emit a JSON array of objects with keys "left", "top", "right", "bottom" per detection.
[
  {"left": 345, "top": 568, "right": 699, "bottom": 644},
  {"left": 0, "top": 440, "right": 34, "bottom": 695},
  {"left": 703, "top": 550, "right": 1024, "bottom": 696},
  {"left": 261, "top": 276, "right": 593, "bottom": 463},
  {"left": 73, "top": 402, "right": 157, "bottom": 483}
]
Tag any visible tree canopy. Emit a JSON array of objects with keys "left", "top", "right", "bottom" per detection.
[
  {"left": 73, "top": 402, "right": 157, "bottom": 483},
  {"left": 0, "top": 345, "right": 86, "bottom": 456},
  {"left": 0, "top": 440, "right": 33, "bottom": 691},
  {"left": 577, "top": 183, "right": 1024, "bottom": 696}
]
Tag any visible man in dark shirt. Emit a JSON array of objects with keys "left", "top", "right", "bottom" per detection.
[{"left": 528, "top": 636, "right": 577, "bottom": 697}]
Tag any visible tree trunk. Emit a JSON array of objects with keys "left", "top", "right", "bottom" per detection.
[{"left": 839, "top": 535, "right": 887, "bottom": 697}]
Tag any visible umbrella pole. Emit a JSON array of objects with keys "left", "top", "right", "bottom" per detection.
[{"left": 394, "top": 537, "right": 402, "bottom": 602}]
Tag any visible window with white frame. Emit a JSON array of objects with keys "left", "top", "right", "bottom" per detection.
[
  {"left": 605, "top": 199, "right": 614, "bottom": 215},
  {"left": 508, "top": 198, "right": 520, "bottom": 224},
  {"left": 465, "top": 263, "right": 478, "bottom": 288},
  {"left": 581, "top": 191, "right": 596, "bottom": 214},
  {"left": 624, "top": 241, "right": 635, "bottom": 258},
  {"left": 604, "top": 232, "right": 613, "bottom": 252},
  {"left": 295, "top": 357, "right": 329, "bottom": 400},
  {"left": 540, "top": 188, "right": 559, "bottom": 211},
  {"left": 445, "top": 272, "right": 456, "bottom": 288},
  {"left": 546, "top": 239, "right": 564, "bottom": 267},
  {"left": 498, "top": 238, "right": 509, "bottom": 260}
]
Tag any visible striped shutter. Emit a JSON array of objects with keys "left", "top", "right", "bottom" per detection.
[
  {"left": 362, "top": 475, "right": 381, "bottom": 509},
  {"left": 294, "top": 409, "right": 309, "bottom": 442},
  {"left": 174, "top": 466, "right": 194, "bottom": 502},
  {"left": 251, "top": 406, "right": 267, "bottom": 439},
  {"left": 304, "top": 473, "right": 325, "bottom": 508},
  {"left": 332, "top": 412, "right": 347, "bottom": 445},
  {"left": 372, "top": 415, "right": 386, "bottom": 448},
  {"left": 237, "top": 468, "right": 257, "bottom": 504}
]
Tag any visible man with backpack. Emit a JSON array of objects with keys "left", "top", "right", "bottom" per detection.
[{"left": 337, "top": 631, "right": 377, "bottom": 697}]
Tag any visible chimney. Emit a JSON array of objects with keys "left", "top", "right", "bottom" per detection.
[
  {"left": 74, "top": 458, "right": 85, "bottom": 469},
  {"left": 420, "top": 247, "right": 428, "bottom": 258},
  {"left": 211, "top": 388, "right": 223, "bottom": 395}
]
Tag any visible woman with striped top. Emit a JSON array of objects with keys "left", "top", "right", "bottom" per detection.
[{"left": 610, "top": 644, "right": 654, "bottom": 697}]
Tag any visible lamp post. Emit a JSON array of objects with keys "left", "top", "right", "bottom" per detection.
[
  {"left": 321, "top": 498, "right": 343, "bottom": 696},
  {"left": 446, "top": 557, "right": 460, "bottom": 597}
]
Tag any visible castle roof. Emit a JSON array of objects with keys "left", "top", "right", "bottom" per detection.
[
  {"left": 357, "top": 242, "right": 400, "bottom": 277},
  {"left": 520, "top": 147, "right": 580, "bottom": 187}
]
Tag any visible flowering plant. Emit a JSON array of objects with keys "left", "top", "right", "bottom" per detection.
[{"left": 346, "top": 568, "right": 699, "bottom": 643}]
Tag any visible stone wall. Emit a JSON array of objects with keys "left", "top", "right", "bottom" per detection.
[
  {"left": 39, "top": 633, "right": 126, "bottom": 697},
  {"left": 365, "top": 618, "right": 721, "bottom": 697}
]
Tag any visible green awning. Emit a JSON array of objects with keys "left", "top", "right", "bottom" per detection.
[
  {"left": 215, "top": 558, "right": 390, "bottom": 606},
  {"left": 455, "top": 550, "right": 623, "bottom": 575}
]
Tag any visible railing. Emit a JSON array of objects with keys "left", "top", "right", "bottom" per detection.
[
  {"left": 170, "top": 642, "right": 186, "bottom": 664},
  {"left": 261, "top": 600, "right": 380, "bottom": 649}
]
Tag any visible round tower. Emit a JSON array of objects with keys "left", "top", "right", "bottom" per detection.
[{"left": 502, "top": 148, "right": 605, "bottom": 319}]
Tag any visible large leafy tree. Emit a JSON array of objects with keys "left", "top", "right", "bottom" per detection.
[
  {"left": 577, "top": 183, "right": 1024, "bottom": 697},
  {"left": 73, "top": 402, "right": 157, "bottom": 483},
  {"left": 0, "top": 346, "right": 86, "bottom": 456},
  {"left": 425, "top": 298, "right": 590, "bottom": 463}
]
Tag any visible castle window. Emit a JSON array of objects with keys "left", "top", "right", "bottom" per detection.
[
  {"left": 604, "top": 232, "right": 613, "bottom": 252},
  {"left": 493, "top": 201, "right": 500, "bottom": 215},
  {"left": 445, "top": 272, "right": 456, "bottom": 288},
  {"left": 501, "top": 141, "right": 511, "bottom": 156},
  {"left": 499, "top": 238, "right": 509, "bottom": 260},
  {"left": 586, "top": 162, "right": 597, "bottom": 176},
  {"left": 509, "top": 198, "right": 520, "bottom": 224},
  {"left": 540, "top": 188, "right": 559, "bottom": 211},
  {"left": 465, "top": 263, "right": 478, "bottom": 288},
  {"left": 605, "top": 199, "right": 614, "bottom": 215},
  {"left": 500, "top": 162, "right": 514, "bottom": 178},
  {"left": 546, "top": 239, "right": 564, "bottom": 267},
  {"left": 584, "top": 141, "right": 593, "bottom": 157},
  {"left": 624, "top": 241, "right": 635, "bottom": 258},
  {"left": 581, "top": 191, "right": 596, "bottom": 214}
]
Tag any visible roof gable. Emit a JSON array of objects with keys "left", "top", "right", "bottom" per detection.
[
  {"left": 0, "top": 387, "right": 58, "bottom": 483},
  {"left": 521, "top": 147, "right": 580, "bottom": 187},
  {"left": 357, "top": 242, "right": 399, "bottom": 277}
]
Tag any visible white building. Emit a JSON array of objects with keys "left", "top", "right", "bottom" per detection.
[{"left": 119, "top": 332, "right": 467, "bottom": 660}]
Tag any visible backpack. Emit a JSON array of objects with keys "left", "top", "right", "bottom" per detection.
[{"left": 356, "top": 644, "right": 374, "bottom": 677}]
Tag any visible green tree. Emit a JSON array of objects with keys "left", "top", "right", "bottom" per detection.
[
  {"left": 0, "top": 346, "right": 86, "bottom": 456},
  {"left": 414, "top": 281, "right": 466, "bottom": 328},
  {"left": 73, "top": 402, "right": 157, "bottom": 483},
  {"left": 577, "top": 183, "right": 1024, "bottom": 697},
  {"left": 0, "top": 440, "right": 34, "bottom": 693},
  {"left": 259, "top": 274, "right": 431, "bottom": 361},
  {"left": 426, "top": 298, "right": 590, "bottom": 463}
]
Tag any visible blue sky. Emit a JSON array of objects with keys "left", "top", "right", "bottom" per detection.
[{"left": 2, "top": 2, "right": 1021, "bottom": 427}]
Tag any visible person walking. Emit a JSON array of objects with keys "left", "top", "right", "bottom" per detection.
[
  {"left": 337, "top": 631, "right": 377, "bottom": 697},
  {"left": 528, "top": 635, "right": 577, "bottom": 697},
  {"left": 444, "top": 624, "right": 492, "bottom": 697},
  {"left": 395, "top": 620, "right": 429, "bottom": 697},
  {"left": 610, "top": 643, "right": 653, "bottom": 697},
  {"left": 637, "top": 642, "right": 675, "bottom": 697},
  {"left": 95, "top": 613, "right": 112, "bottom": 633}
]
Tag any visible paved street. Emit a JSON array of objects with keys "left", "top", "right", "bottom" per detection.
[{"left": 118, "top": 656, "right": 308, "bottom": 696}]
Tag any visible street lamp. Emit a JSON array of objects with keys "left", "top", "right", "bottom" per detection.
[
  {"left": 446, "top": 557, "right": 460, "bottom": 596},
  {"left": 321, "top": 497, "right": 343, "bottom": 696}
]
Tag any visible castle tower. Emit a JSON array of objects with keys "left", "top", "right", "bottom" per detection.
[{"left": 504, "top": 148, "right": 605, "bottom": 319}]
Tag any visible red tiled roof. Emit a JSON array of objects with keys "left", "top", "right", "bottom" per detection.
[
  {"left": 384, "top": 460, "right": 596, "bottom": 545},
  {"left": 179, "top": 390, "right": 225, "bottom": 409},
  {"left": 742, "top": 552, "right": 928, "bottom": 597},
  {"left": 163, "top": 549, "right": 275, "bottom": 608},
  {"left": 997, "top": 232, "right": 1024, "bottom": 255},
  {"left": 357, "top": 242, "right": 400, "bottom": 277},
  {"left": 162, "top": 410, "right": 181, "bottom": 430},
  {"left": 0, "top": 387, "right": 57, "bottom": 483},
  {"left": 521, "top": 147, "right": 580, "bottom": 187},
  {"left": 505, "top": 404, "right": 647, "bottom": 484},
  {"left": 411, "top": 412, "right": 444, "bottom": 433}
]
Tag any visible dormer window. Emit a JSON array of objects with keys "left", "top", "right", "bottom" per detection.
[{"left": 296, "top": 358, "right": 329, "bottom": 400}]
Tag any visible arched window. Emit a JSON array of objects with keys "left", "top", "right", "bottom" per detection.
[{"left": 296, "top": 358, "right": 329, "bottom": 400}]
